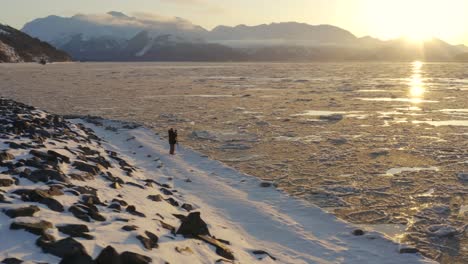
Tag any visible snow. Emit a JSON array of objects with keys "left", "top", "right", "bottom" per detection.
[
  {"left": 0, "top": 40, "right": 22, "bottom": 62},
  {"left": 71, "top": 118, "right": 434, "bottom": 264},
  {"left": 0, "top": 29, "right": 10, "bottom": 35}
]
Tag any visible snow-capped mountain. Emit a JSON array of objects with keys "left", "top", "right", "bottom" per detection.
[{"left": 20, "top": 11, "right": 468, "bottom": 62}]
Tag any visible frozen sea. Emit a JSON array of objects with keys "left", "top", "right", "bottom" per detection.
[{"left": 1, "top": 62, "right": 467, "bottom": 263}]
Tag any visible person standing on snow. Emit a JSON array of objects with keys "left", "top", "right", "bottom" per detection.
[{"left": 168, "top": 128, "right": 178, "bottom": 155}]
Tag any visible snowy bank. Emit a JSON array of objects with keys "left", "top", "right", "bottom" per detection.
[{"left": 0, "top": 98, "right": 434, "bottom": 263}]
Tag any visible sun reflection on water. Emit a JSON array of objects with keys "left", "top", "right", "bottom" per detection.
[{"left": 409, "top": 61, "right": 426, "bottom": 103}]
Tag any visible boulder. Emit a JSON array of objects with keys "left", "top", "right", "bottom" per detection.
[
  {"left": 147, "top": 195, "right": 162, "bottom": 202},
  {"left": 73, "top": 161, "right": 102, "bottom": 175},
  {"left": 176, "top": 212, "right": 211, "bottom": 237},
  {"left": 120, "top": 252, "right": 152, "bottom": 264},
  {"left": 0, "top": 178, "right": 14, "bottom": 187},
  {"left": 10, "top": 220, "right": 53, "bottom": 235},
  {"left": 47, "top": 150, "right": 70, "bottom": 163},
  {"left": 0, "top": 151, "right": 14, "bottom": 162},
  {"left": 95, "top": 246, "right": 121, "bottom": 264},
  {"left": 122, "top": 225, "right": 138, "bottom": 231},
  {"left": 39, "top": 237, "right": 88, "bottom": 258},
  {"left": 126, "top": 205, "right": 146, "bottom": 218},
  {"left": 1, "top": 258, "right": 23, "bottom": 264},
  {"left": 181, "top": 203, "right": 193, "bottom": 212},
  {"left": 59, "top": 254, "right": 94, "bottom": 264},
  {"left": 29, "top": 169, "right": 70, "bottom": 183},
  {"left": 4, "top": 205, "right": 40, "bottom": 218},
  {"left": 57, "top": 224, "right": 94, "bottom": 240}
]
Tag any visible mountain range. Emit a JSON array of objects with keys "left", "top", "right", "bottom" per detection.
[
  {"left": 0, "top": 24, "right": 70, "bottom": 63},
  {"left": 14, "top": 11, "right": 468, "bottom": 62}
]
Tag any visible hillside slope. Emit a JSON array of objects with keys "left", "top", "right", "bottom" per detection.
[{"left": 0, "top": 24, "right": 70, "bottom": 63}]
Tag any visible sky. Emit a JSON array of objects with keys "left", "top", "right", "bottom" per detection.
[{"left": 1, "top": 0, "right": 467, "bottom": 45}]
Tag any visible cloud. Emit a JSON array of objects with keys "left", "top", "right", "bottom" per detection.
[{"left": 159, "top": 0, "right": 225, "bottom": 13}]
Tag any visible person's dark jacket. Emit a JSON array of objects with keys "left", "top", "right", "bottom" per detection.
[{"left": 168, "top": 129, "right": 177, "bottom": 145}]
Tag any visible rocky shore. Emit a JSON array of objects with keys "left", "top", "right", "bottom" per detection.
[{"left": 0, "top": 98, "right": 247, "bottom": 263}]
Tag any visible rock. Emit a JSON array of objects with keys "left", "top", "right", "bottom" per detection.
[
  {"left": 10, "top": 220, "right": 53, "bottom": 235},
  {"left": 29, "top": 169, "right": 70, "bottom": 183},
  {"left": 69, "top": 205, "right": 91, "bottom": 222},
  {"left": 160, "top": 188, "right": 173, "bottom": 195},
  {"left": 181, "top": 203, "right": 193, "bottom": 211},
  {"left": 198, "top": 235, "right": 235, "bottom": 260},
  {"left": 110, "top": 182, "right": 122, "bottom": 189},
  {"left": 144, "top": 231, "right": 159, "bottom": 247},
  {"left": 29, "top": 150, "right": 57, "bottom": 162},
  {"left": 352, "top": 229, "right": 365, "bottom": 236},
  {"left": 399, "top": 247, "right": 419, "bottom": 254},
  {"left": 126, "top": 182, "right": 145, "bottom": 189},
  {"left": 95, "top": 246, "right": 121, "bottom": 264},
  {"left": 427, "top": 225, "right": 458, "bottom": 238},
  {"left": 147, "top": 195, "right": 162, "bottom": 202},
  {"left": 47, "top": 150, "right": 71, "bottom": 163},
  {"left": 319, "top": 114, "right": 343, "bottom": 122},
  {"left": 457, "top": 172, "right": 468, "bottom": 183},
  {"left": 176, "top": 212, "right": 210, "bottom": 237},
  {"left": 4, "top": 205, "right": 40, "bottom": 218},
  {"left": 1, "top": 258, "right": 23, "bottom": 264},
  {"left": 122, "top": 225, "right": 138, "bottom": 231},
  {"left": 120, "top": 251, "right": 152, "bottom": 264},
  {"left": 165, "top": 198, "right": 179, "bottom": 207},
  {"left": 0, "top": 178, "right": 14, "bottom": 187},
  {"left": 57, "top": 224, "right": 94, "bottom": 240},
  {"left": 108, "top": 203, "right": 121, "bottom": 211},
  {"left": 259, "top": 182, "right": 272, "bottom": 188},
  {"left": 72, "top": 161, "right": 102, "bottom": 175},
  {"left": 0, "top": 151, "right": 14, "bottom": 162},
  {"left": 126, "top": 205, "right": 146, "bottom": 218},
  {"left": 48, "top": 186, "right": 64, "bottom": 196},
  {"left": 59, "top": 254, "right": 95, "bottom": 264},
  {"left": 39, "top": 237, "right": 88, "bottom": 258},
  {"left": 112, "top": 198, "right": 128, "bottom": 206}
]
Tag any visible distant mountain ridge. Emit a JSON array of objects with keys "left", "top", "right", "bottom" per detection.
[
  {"left": 0, "top": 24, "right": 70, "bottom": 63},
  {"left": 20, "top": 11, "right": 468, "bottom": 62}
]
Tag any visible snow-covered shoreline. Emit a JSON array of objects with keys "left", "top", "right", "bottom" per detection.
[{"left": 0, "top": 99, "right": 434, "bottom": 263}]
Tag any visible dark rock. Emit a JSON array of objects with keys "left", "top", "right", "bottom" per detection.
[
  {"left": 352, "top": 229, "right": 365, "bottom": 236},
  {"left": 0, "top": 151, "right": 15, "bottom": 162},
  {"left": 144, "top": 231, "right": 159, "bottom": 248},
  {"left": 319, "top": 114, "right": 343, "bottom": 122},
  {"left": 181, "top": 203, "right": 193, "bottom": 211},
  {"left": 112, "top": 198, "right": 128, "bottom": 206},
  {"left": 87, "top": 156, "right": 111, "bottom": 169},
  {"left": 259, "top": 182, "right": 272, "bottom": 188},
  {"left": 10, "top": 220, "right": 53, "bottom": 235},
  {"left": 73, "top": 161, "right": 102, "bottom": 175},
  {"left": 57, "top": 224, "right": 94, "bottom": 240},
  {"left": 216, "top": 247, "right": 235, "bottom": 261},
  {"left": 126, "top": 182, "right": 145, "bottom": 189},
  {"left": 30, "top": 169, "right": 70, "bottom": 183},
  {"left": 69, "top": 205, "right": 91, "bottom": 222},
  {"left": 39, "top": 237, "right": 88, "bottom": 258},
  {"left": 0, "top": 178, "right": 14, "bottom": 187},
  {"left": 1, "top": 258, "right": 23, "bottom": 264},
  {"left": 165, "top": 198, "right": 179, "bottom": 207},
  {"left": 122, "top": 225, "right": 138, "bottom": 231},
  {"left": 120, "top": 251, "right": 152, "bottom": 264},
  {"left": 176, "top": 212, "right": 210, "bottom": 237},
  {"left": 126, "top": 205, "right": 146, "bottom": 217},
  {"left": 147, "top": 195, "right": 162, "bottom": 202},
  {"left": 72, "top": 186, "right": 97, "bottom": 196},
  {"left": 19, "top": 189, "right": 64, "bottom": 212},
  {"left": 59, "top": 254, "right": 95, "bottom": 264},
  {"left": 252, "top": 250, "right": 277, "bottom": 260},
  {"left": 78, "top": 146, "right": 100, "bottom": 156},
  {"left": 4, "top": 205, "right": 40, "bottom": 218},
  {"left": 48, "top": 185, "right": 64, "bottom": 196},
  {"left": 47, "top": 150, "right": 70, "bottom": 163},
  {"left": 24, "top": 159, "right": 44, "bottom": 169},
  {"left": 30, "top": 150, "right": 57, "bottom": 162},
  {"left": 160, "top": 188, "right": 173, "bottom": 195},
  {"left": 399, "top": 247, "right": 419, "bottom": 254},
  {"left": 82, "top": 194, "right": 105, "bottom": 206},
  {"left": 136, "top": 235, "right": 153, "bottom": 250},
  {"left": 108, "top": 203, "right": 121, "bottom": 211},
  {"left": 95, "top": 246, "right": 121, "bottom": 264}
]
